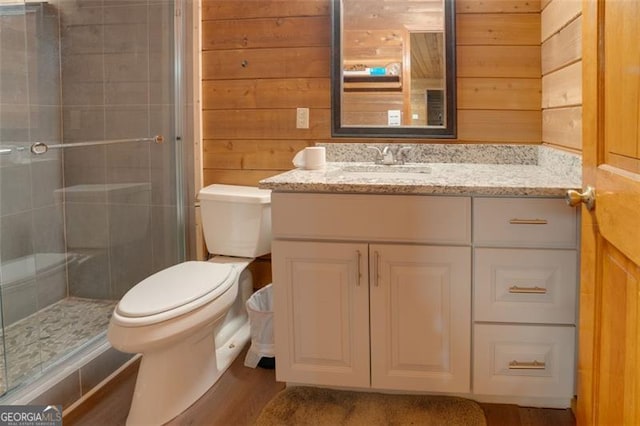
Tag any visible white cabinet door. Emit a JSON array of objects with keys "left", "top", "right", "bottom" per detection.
[
  {"left": 369, "top": 244, "right": 471, "bottom": 392},
  {"left": 272, "top": 240, "right": 370, "bottom": 387}
]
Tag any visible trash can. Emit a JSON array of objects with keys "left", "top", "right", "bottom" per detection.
[{"left": 244, "top": 283, "right": 275, "bottom": 369}]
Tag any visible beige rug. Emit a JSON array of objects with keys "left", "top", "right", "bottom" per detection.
[{"left": 256, "top": 386, "right": 487, "bottom": 425}]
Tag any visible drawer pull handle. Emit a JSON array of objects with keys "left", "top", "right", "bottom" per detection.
[
  {"left": 509, "top": 360, "right": 546, "bottom": 370},
  {"left": 508, "top": 285, "right": 547, "bottom": 294},
  {"left": 509, "top": 218, "right": 548, "bottom": 225},
  {"left": 356, "top": 250, "right": 362, "bottom": 286}
]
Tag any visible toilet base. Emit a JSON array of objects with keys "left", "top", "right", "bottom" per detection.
[{"left": 125, "top": 321, "right": 250, "bottom": 426}]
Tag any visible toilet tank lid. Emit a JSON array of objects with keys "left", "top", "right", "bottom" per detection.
[
  {"left": 116, "top": 261, "right": 235, "bottom": 318},
  {"left": 198, "top": 184, "right": 271, "bottom": 204}
]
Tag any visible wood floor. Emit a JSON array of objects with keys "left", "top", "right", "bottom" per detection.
[{"left": 64, "top": 344, "right": 575, "bottom": 426}]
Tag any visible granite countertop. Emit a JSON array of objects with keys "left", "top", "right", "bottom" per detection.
[{"left": 259, "top": 144, "right": 582, "bottom": 197}]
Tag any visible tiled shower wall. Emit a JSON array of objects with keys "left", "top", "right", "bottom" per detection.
[
  {"left": 58, "top": 0, "right": 179, "bottom": 300},
  {"left": 0, "top": 3, "right": 67, "bottom": 326}
]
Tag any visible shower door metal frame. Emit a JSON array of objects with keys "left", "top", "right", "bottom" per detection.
[{"left": 174, "top": 0, "right": 187, "bottom": 262}]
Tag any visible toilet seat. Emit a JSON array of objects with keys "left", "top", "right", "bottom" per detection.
[{"left": 112, "top": 261, "right": 237, "bottom": 327}]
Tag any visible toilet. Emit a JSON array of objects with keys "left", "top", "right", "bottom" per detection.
[{"left": 107, "top": 184, "right": 271, "bottom": 426}]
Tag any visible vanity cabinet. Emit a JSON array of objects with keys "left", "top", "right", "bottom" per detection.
[
  {"left": 472, "top": 197, "right": 579, "bottom": 403},
  {"left": 272, "top": 193, "right": 472, "bottom": 393},
  {"left": 271, "top": 192, "right": 578, "bottom": 406}
]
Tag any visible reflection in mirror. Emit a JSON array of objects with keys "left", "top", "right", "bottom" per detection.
[{"left": 332, "top": 0, "right": 456, "bottom": 138}]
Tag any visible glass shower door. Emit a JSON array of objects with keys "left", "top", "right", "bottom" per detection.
[
  {"left": 0, "top": 0, "right": 183, "bottom": 396},
  {"left": 0, "top": 0, "right": 64, "bottom": 394}
]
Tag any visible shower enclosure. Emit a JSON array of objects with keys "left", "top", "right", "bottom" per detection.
[{"left": 0, "top": 0, "right": 191, "bottom": 399}]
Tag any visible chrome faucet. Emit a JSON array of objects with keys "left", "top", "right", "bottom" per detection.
[{"left": 367, "top": 145, "right": 412, "bottom": 165}]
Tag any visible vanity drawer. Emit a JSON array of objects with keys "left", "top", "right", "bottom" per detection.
[
  {"left": 473, "top": 324, "right": 575, "bottom": 399},
  {"left": 474, "top": 248, "right": 577, "bottom": 324},
  {"left": 272, "top": 193, "right": 471, "bottom": 244},
  {"left": 473, "top": 198, "right": 577, "bottom": 248}
]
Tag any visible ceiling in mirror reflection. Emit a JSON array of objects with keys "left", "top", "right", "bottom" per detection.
[{"left": 411, "top": 32, "right": 443, "bottom": 80}]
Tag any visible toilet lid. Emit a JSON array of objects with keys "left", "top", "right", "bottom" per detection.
[{"left": 115, "top": 261, "right": 235, "bottom": 318}]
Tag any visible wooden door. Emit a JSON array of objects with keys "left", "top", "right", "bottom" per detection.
[
  {"left": 369, "top": 244, "right": 471, "bottom": 393},
  {"left": 578, "top": 0, "right": 640, "bottom": 424},
  {"left": 272, "top": 240, "right": 370, "bottom": 388}
]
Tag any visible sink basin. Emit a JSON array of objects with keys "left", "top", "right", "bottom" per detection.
[
  {"left": 333, "top": 163, "right": 431, "bottom": 180},
  {"left": 338, "top": 164, "right": 431, "bottom": 174}
]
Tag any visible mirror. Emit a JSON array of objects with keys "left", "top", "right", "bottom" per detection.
[{"left": 331, "top": 0, "right": 456, "bottom": 138}]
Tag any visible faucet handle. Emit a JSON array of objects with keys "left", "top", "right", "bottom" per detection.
[
  {"left": 396, "top": 146, "right": 412, "bottom": 164},
  {"left": 366, "top": 145, "right": 383, "bottom": 163}
]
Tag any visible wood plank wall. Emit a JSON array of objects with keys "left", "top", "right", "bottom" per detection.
[
  {"left": 540, "top": 0, "right": 582, "bottom": 152},
  {"left": 201, "top": 0, "right": 543, "bottom": 187}
]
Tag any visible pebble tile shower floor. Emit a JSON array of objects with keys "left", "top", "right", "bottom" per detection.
[{"left": 0, "top": 297, "right": 116, "bottom": 392}]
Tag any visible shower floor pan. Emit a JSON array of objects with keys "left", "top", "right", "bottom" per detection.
[{"left": 0, "top": 297, "right": 116, "bottom": 392}]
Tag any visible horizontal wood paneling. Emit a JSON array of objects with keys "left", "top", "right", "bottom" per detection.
[
  {"left": 202, "top": 16, "right": 330, "bottom": 50},
  {"left": 202, "top": 78, "right": 331, "bottom": 110},
  {"left": 202, "top": 47, "right": 330, "bottom": 80},
  {"left": 458, "top": 110, "right": 541, "bottom": 142},
  {"left": 455, "top": 3, "right": 542, "bottom": 146},
  {"left": 457, "top": 46, "right": 541, "bottom": 78},
  {"left": 457, "top": 78, "right": 541, "bottom": 110},
  {"left": 541, "top": 0, "right": 581, "bottom": 42},
  {"left": 201, "top": 1, "right": 332, "bottom": 191},
  {"left": 201, "top": 0, "right": 545, "bottom": 189},
  {"left": 456, "top": 14, "right": 540, "bottom": 45},
  {"left": 542, "top": 106, "right": 582, "bottom": 151},
  {"left": 540, "top": 0, "right": 582, "bottom": 153},
  {"left": 542, "top": 16, "right": 581, "bottom": 74},
  {"left": 456, "top": 0, "right": 540, "bottom": 14},
  {"left": 202, "top": 109, "right": 331, "bottom": 140},
  {"left": 202, "top": 0, "right": 329, "bottom": 20},
  {"left": 542, "top": 61, "right": 582, "bottom": 108},
  {"left": 203, "top": 169, "right": 283, "bottom": 187},
  {"left": 203, "top": 139, "right": 312, "bottom": 170}
]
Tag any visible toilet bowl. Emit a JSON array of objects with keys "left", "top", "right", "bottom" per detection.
[{"left": 107, "top": 184, "right": 271, "bottom": 426}]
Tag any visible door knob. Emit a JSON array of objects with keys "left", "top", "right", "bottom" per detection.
[{"left": 566, "top": 186, "right": 595, "bottom": 211}]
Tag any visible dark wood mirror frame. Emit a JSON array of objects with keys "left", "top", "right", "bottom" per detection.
[{"left": 331, "top": 0, "right": 457, "bottom": 139}]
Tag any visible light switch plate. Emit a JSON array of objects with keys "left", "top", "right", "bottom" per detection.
[{"left": 296, "top": 108, "right": 309, "bottom": 129}]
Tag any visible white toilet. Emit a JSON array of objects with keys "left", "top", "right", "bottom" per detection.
[{"left": 107, "top": 184, "right": 271, "bottom": 426}]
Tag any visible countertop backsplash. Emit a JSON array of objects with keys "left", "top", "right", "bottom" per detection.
[{"left": 317, "top": 143, "right": 579, "bottom": 171}]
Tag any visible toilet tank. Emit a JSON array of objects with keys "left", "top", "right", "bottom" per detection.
[{"left": 198, "top": 184, "right": 272, "bottom": 258}]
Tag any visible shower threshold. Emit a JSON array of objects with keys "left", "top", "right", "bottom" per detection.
[{"left": 0, "top": 297, "right": 117, "bottom": 394}]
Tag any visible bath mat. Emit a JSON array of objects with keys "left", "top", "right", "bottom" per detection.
[{"left": 255, "top": 386, "right": 486, "bottom": 426}]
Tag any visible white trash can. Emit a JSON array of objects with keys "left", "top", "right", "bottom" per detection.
[{"left": 244, "top": 283, "right": 275, "bottom": 368}]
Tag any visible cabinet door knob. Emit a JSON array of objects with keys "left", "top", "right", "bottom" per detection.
[{"left": 566, "top": 186, "right": 595, "bottom": 211}]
